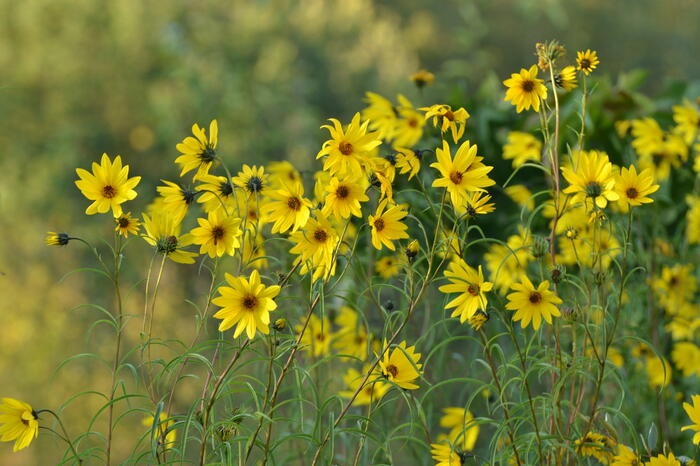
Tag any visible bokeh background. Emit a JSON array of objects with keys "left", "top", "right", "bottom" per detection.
[{"left": 1, "top": 0, "right": 699, "bottom": 463}]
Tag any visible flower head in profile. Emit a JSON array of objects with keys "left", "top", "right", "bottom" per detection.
[
  {"left": 554, "top": 66, "right": 578, "bottom": 91},
  {"left": 175, "top": 120, "right": 218, "bottom": 179},
  {"left": 157, "top": 180, "right": 198, "bottom": 223},
  {"left": 431, "top": 140, "right": 495, "bottom": 208},
  {"left": 614, "top": 165, "right": 659, "bottom": 211},
  {"left": 437, "top": 407, "right": 480, "bottom": 452},
  {"left": 233, "top": 165, "right": 268, "bottom": 198},
  {"left": 142, "top": 412, "right": 176, "bottom": 449},
  {"left": 644, "top": 453, "right": 681, "bottom": 466},
  {"left": 322, "top": 176, "right": 369, "bottom": 219},
  {"left": 267, "top": 160, "right": 302, "bottom": 191},
  {"left": 506, "top": 276, "right": 562, "bottom": 330},
  {"left": 561, "top": 150, "right": 619, "bottom": 209},
  {"left": 439, "top": 258, "right": 493, "bottom": 323},
  {"left": 378, "top": 340, "right": 422, "bottom": 390},
  {"left": 430, "top": 442, "right": 465, "bottom": 466},
  {"left": 576, "top": 49, "right": 600, "bottom": 75},
  {"left": 316, "top": 112, "right": 381, "bottom": 177},
  {"left": 575, "top": 432, "right": 616, "bottom": 464},
  {"left": 142, "top": 212, "right": 198, "bottom": 264},
  {"left": 115, "top": 213, "right": 140, "bottom": 237},
  {"left": 0, "top": 398, "right": 39, "bottom": 452},
  {"left": 368, "top": 199, "right": 409, "bottom": 251},
  {"left": 212, "top": 270, "right": 281, "bottom": 340},
  {"left": 339, "top": 366, "right": 389, "bottom": 406},
  {"left": 681, "top": 394, "right": 700, "bottom": 444},
  {"left": 468, "top": 310, "right": 489, "bottom": 331},
  {"left": 195, "top": 174, "right": 235, "bottom": 214},
  {"left": 410, "top": 69, "right": 435, "bottom": 89},
  {"left": 75, "top": 153, "right": 141, "bottom": 217},
  {"left": 46, "top": 232, "right": 71, "bottom": 246},
  {"left": 264, "top": 180, "right": 313, "bottom": 234},
  {"left": 421, "top": 104, "right": 470, "bottom": 143},
  {"left": 459, "top": 191, "right": 496, "bottom": 219},
  {"left": 394, "top": 148, "right": 421, "bottom": 179},
  {"left": 190, "top": 210, "right": 242, "bottom": 258},
  {"left": 503, "top": 65, "right": 548, "bottom": 113},
  {"left": 503, "top": 131, "right": 541, "bottom": 168}
]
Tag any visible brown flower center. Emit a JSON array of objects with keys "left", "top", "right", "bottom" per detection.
[
  {"left": 287, "top": 197, "right": 301, "bottom": 211},
  {"left": 449, "top": 171, "right": 463, "bottom": 185},
  {"left": 373, "top": 218, "right": 385, "bottom": 232},
  {"left": 242, "top": 295, "right": 258, "bottom": 310},
  {"left": 625, "top": 187, "right": 639, "bottom": 199},
  {"left": 467, "top": 285, "right": 480, "bottom": 296},
  {"left": 336, "top": 185, "right": 349, "bottom": 199},
  {"left": 444, "top": 110, "right": 455, "bottom": 121},
  {"left": 118, "top": 217, "right": 130, "bottom": 228},
  {"left": 212, "top": 226, "right": 225, "bottom": 242},
  {"left": 529, "top": 291, "right": 542, "bottom": 304},
  {"left": 385, "top": 364, "right": 398, "bottom": 378},
  {"left": 408, "top": 118, "right": 418, "bottom": 128},
  {"left": 102, "top": 185, "right": 117, "bottom": 198},
  {"left": 580, "top": 58, "right": 591, "bottom": 69},
  {"left": 521, "top": 80, "right": 535, "bottom": 92},
  {"left": 313, "top": 229, "right": 328, "bottom": 243},
  {"left": 315, "top": 332, "right": 326, "bottom": 341},
  {"left": 339, "top": 141, "right": 353, "bottom": 155},
  {"left": 354, "top": 335, "right": 366, "bottom": 344}
]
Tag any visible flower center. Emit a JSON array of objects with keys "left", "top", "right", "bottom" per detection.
[
  {"left": 339, "top": 141, "right": 354, "bottom": 156},
  {"left": 408, "top": 118, "right": 418, "bottom": 128},
  {"left": 580, "top": 58, "right": 590, "bottom": 69},
  {"left": 528, "top": 291, "right": 542, "bottom": 304},
  {"left": 157, "top": 235, "right": 179, "bottom": 254},
  {"left": 521, "top": 80, "right": 535, "bottom": 92},
  {"left": 313, "top": 229, "right": 328, "bottom": 243},
  {"left": 246, "top": 176, "right": 264, "bottom": 193},
  {"left": 212, "top": 226, "right": 225, "bottom": 242},
  {"left": 466, "top": 204, "right": 477, "bottom": 218},
  {"left": 585, "top": 181, "right": 603, "bottom": 198},
  {"left": 220, "top": 181, "right": 233, "bottom": 196},
  {"left": 248, "top": 208, "right": 258, "bottom": 221},
  {"left": 182, "top": 187, "right": 197, "bottom": 204},
  {"left": 242, "top": 295, "right": 258, "bottom": 310},
  {"left": 384, "top": 153, "right": 397, "bottom": 165},
  {"left": 467, "top": 284, "right": 480, "bottom": 296},
  {"left": 354, "top": 335, "right": 365, "bottom": 344},
  {"left": 625, "top": 187, "right": 639, "bottom": 199},
  {"left": 336, "top": 185, "right": 350, "bottom": 199},
  {"left": 315, "top": 332, "right": 326, "bottom": 341},
  {"left": 385, "top": 364, "right": 398, "bottom": 378},
  {"left": 373, "top": 218, "right": 386, "bottom": 232},
  {"left": 118, "top": 217, "right": 130, "bottom": 228},
  {"left": 444, "top": 110, "right": 455, "bottom": 121},
  {"left": 449, "top": 171, "right": 463, "bottom": 185},
  {"left": 102, "top": 185, "right": 117, "bottom": 198},
  {"left": 200, "top": 147, "right": 216, "bottom": 163},
  {"left": 287, "top": 197, "right": 301, "bottom": 211}
]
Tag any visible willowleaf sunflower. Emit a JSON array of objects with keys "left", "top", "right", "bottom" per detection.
[
  {"left": 0, "top": 398, "right": 39, "bottom": 452},
  {"left": 175, "top": 120, "right": 218, "bottom": 179},
  {"left": 420, "top": 104, "right": 470, "bottom": 143},
  {"left": 289, "top": 213, "right": 339, "bottom": 282},
  {"left": 142, "top": 212, "right": 198, "bottom": 264},
  {"left": 233, "top": 165, "right": 268, "bottom": 198},
  {"left": 681, "top": 394, "right": 700, "bottom": 445},
  {"left": 264, "top": 180, "right": 313, "bottom": 234},
  {"left": 75, "top": 153, "right": 141, "bottom": 217},
  {"left": 316, "top": 112, "right": 381, "bottom": 177},
  {"left": 439, "top": 259, "right": 493, "bottom": 323},
  {"left": 115, "top": 212, "right": 141, "bottom": 237},
  {"left": 190, "top": 210, "right": 242, "bottom": 258},
  {"left": 503, "top": 65, "right": 548, "bottom": 113},
  {"left": 561, "top": 150, "right": 619, "bottom": 209},
  {"left": 576, "top": 49, "right": 599, "bottom": 75},
  {"left": 368, "top": 199, "right": 409, "bottom": 251},
  {"left": 505, "top": 276, "right": 562, "bottom": 330},
  {"left": 322, "top": 176, "right": 369, "bottom": 219},
  {"left": 614, "top": 165, "right": 659, "bottom": 211},
  {"left": 377, "top": 340, "right": 422, "bottom": 390},
  {"left": 157, "top": 180, "right": 198, "bottom": 223},
  {"left": 431, "top": 140, "right": 495, "bottom": 208}
]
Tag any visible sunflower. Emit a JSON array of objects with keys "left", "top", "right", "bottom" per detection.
[
  {"left": 644, "top": 453, "right": 681, "bottom": 466},
  {"left": 142, "top": 412, "right": 177, "bottom": 448},
  {"left": 611, "top": 445, "right": 639, "bottom": 466},
  {"left": 576, "top": 49, "right": 600, "bottom": 75},
  {"left": 368, "top": 199, "right": 409, "bottom": 251},
  {"left": 440, "top": 258, "right": 493, "bottom": 323},
  {"left": 503, "top": 65, "right": 548, "bottom": 113},
  {"left": 316, "top": 112, "right": 382, "bottom": 177},
  {"left": 468, "top": 310, "right": 489, "bottom": 331},
  {"left": 437, "top": 407, "right": 480, "bottom": 452},
  {"left": 46, "top": 232, "right": 70, "bottom": 246},
  {"left": 410, "top": 69, "right": 435, "bottom": 88},
  {"left": 652, "top": 264, "right": 696, "bottom": 313},
  {"left": 375, "top": 255, "right": 402, "bottom": 279},
  {"left": 157, "top": 180, "right": 198, "bottom": 223},
  {"left": 75, "top": 153, "right": 141, "bottom": 217},
  {"left": 267, "top": 160, "right": 302, "bottom": 190},
  {"left": 115, "top": 212, "right": 141, "bottom": 237},
  {"left": 554, "top": 65, "right": 578, "bottom": 91},
  {"left": 614, "top": 165, "right": 659, "bottom": 211},
  {"left": 575, "top": 432, "right": 616, "bottom": 464},
  {"left": 362, "top": 92, "right": 398, "bottom": 141},
  {"left": 175, "top": 120, "right": 218, "bottom": 179},
  {"left": 561, "top": 150, "right": 619, "bottom": 209},
  {"left": 190, "top": 210, "right": 242, "bottom": 258},
  {"left": 195, "top": 174, "right": 235, "bottom": 214},
  {"left": 459, "top": 191, "right": 495, "bottom": 218},
  {"left": 420, "top": 104, "right": 470, "bottom": 143},
  {"left": 405, "top": 239, "right": 420, "bottom": 262},
  {"left": 673, "top": 101, "right": 700, "bottom": 145},
  {"left": 212, "top": 269, "right": 281, "bottom": 340},
  {"left": 378, "top": 340, "right": 422, "bottom": 390},
  {"left": 394, "top": 147, "right": 421, "bottom": 179},
  {"left": 393, "top": 95, "right": 425, "bottom": 148},
  {"left": 141, "top": 211, "right": 198, "bottom": 264},
  {"left": 0, "top": 398, "right": 39, "bottom": 452},
  {"left": 503, "top": 131, "right": 542, "bottom": 168},
  {"left": 672, "top": 342, "right": 700, "bottom": 377},
  {"left": 430, "top": 442, "right": 464, "bottom": 466},
  {"left": 233, "top": 165, "right": 268, "bottom": 198},
  {"left": 339, "top": 367, "right": 389, "bottom": 406},
  {"left": 322, "top": 176, "right": 369, "bottom": 219},
  {"left": 506, "top": 276, "right": 562, "bottom": 330},
  {"left": 296, "top": 314, "right": 332, "bottom": 357},
  {"left": 505, "top": 185, "right": 535, "bottom": 211},
  {"left": 289, "top": 213, "right": 339, "bottom": 282},
  {"left": 333, "top": 307, "right": 372, "bottom": 360},
  {"left": 431, "top": 139, "right": 495, "bottom": 208},
  {"left": 264, "top": 180, "right": 313, "bottom": 234},
  {"left": 682, "top": 394, "right": 700, "bottom": 445}
]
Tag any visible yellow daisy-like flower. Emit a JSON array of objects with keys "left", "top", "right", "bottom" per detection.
[
  {"left": 681, "top": 394, "right": 700, "bottom": 444},
  {"left": 672, "top": 342, "right": 700, "bottom": 377},
  {"left": 646, "top": 356, "right": 672, "bottom": 388},
  {"left": 577, "top": 49, "right": 600, "bottom": 75},
  {"left": 614, "top": 165, "right": 659, "bottom": 211},
  {"left": 115, "top": 212, "right": 141, "bottom": 237},
  {"left": 195, "top": 174, "right": 235, "bottom": 214},
  {"left": 368, "top": 199, "right": 409, "bottom": 251},
  {"left": 393, "top": 95, "right": 425, "bottom": 148},
  {"left": 644, "top": 453, "right": 681, "bottom": 466},
  {"left": 46, "top": 231, "right": 70, "bottom": 246},
  {"left": 175, "top": 120, "right": 218, "bottom": 179},
  {"left": 459, "top": 191, "right": 496, "bottom": 218},
  {"left": 410, "top": 69, "right": 435, "bottom": 89},
  {"left": 431, "top": 139, "right": 496, "bottom": 208},
  {"left": 233, "top": 164, "right": 268, "bottom": 197},
  {"left": 296, "top": 314, "right": 332, "bottom": 357},
  {"left": 142, "top": 212, "right": 198, "bottom": 264},
  {"left": 505, "top": 185, "right": 535, "bottom": 211},
  {"left": 503, "top": 131, "right": 542, "bottom": 168},
  {"left": 333, "top": 307, "right": 373, "bottom": 360},
  {"left": 264, "top": 180, "right": 313, "bottom": 234},
  {"left": 142, "top": 412, "right": 177, "bottom": 448},
  {"left": 339, "top": 366, "right": 389, "bottom": 406},
  {"left": 673, "top": 101, "right": 700, "bottom": 145},
  {"left": 430, "top": 442, "right": 464, "bottom": 466},
  {"left": 611, "top": 445, "right": 639, "bottom": 466},
  {"left": 506, "top": 277, "right": 562, "bottom": 330},
  {"left": 468, "top": 310, "right": 489, "bottom": 331},
  {"left": 212, "top": 270, "right": 281, "bottom": 340},
  {"left": 393, "top": 147, "right": 421, "bottom": 179},
  {"left": 438, "top": 407, "right": 479, "bottom": 452},
  {"left": 316, "top": 112, "right": 381, "bottom": 177},
  {"left": 289, "top": 214, "right": 339, "bottom": 282},
  {"left": 375, "top": 255, "right": 402, "bottom": 280},
  {"left": 575, "top": 432, "right": 616, "bottom": 464},
  {"left": 554, "top": 65, "right": 578, "bottom": 91},
  {"left": 378, "top": 340, "right": 422, "bottom": 390},
  {"left": 0, "top": 398, "right": 39, "bottom": 452},
  {"left": 190, "top": 210, "right": 242, "bottom": 258},
  {"left": 561, "top": 150, "right": 619, "bottom": 209},
  {"left": 439, "top": 258, "right": 493, "bottom": 323},
  {"left": 157, "top": 180, "right": 198, "bottom": 223},
  {"left": 503, "top": 65, "right": 548, "bottom": 113},
  {"left": 362, "top": 92, "right": 398, "bottom": 142},
  {"left": 322, "top": 176, "right": 369, "bottom": 219},
  {"left": 267, "top": 160, "right": 302, "bottom": 191},
  {"left": 75, "top": 153, "right": 141, "bottom": 217},
  {"left": 420, "top": 104, "right": 470, "bottom": 143}
]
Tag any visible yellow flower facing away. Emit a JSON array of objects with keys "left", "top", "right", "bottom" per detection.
[
  {"left": 267, "top": 160, "right": 302, "bottom": 191},
  {"left": 264, "top": 180, "right": 313, "bottom": 234},
  {"left": 502, "top": 131, "right": 542, "bottom": 168},
  {"left": 420, "top": 104, "right": 470, "bottom": 143},
  {"left": 195, "top": 174, "right": 235, "bottom": 214},
  {"left": 375, "top": 255, "right": 402, "bottom": 280},
  {"left": 505, "top": 184, "right": 535, "bottom": 211},
  {"left": 362, "top": 92, "right": 398, "bottom": 141},
  {"left": 233, "top": 164, "right": 268, "bottom": 198},
  {"left": 575, "top": 432, "right": 617, "bottom": 465},
  {"left": 74, "top": 153, "right": 141, "bottom": 217},
  {"left": 141, "top": 212, "right": 198, "bottom": 264},
  {"left": 459, "top": 191, "right": 496, "bottom": 218},
  {"left": 410, "top": 69, "right": 435, "bottom": 89},
  {"left": 554, "top": 65, "right": 578, "bottom": 91},
  {"left": 392, "top": 95, "right": 425, "bottom": 148},
  {"left": 438, "top": 407, "right": 480, "bottom": 452},
  {"left": 468, "top": 310, "right": 489, "bottom": 331},
  {"left": 190, "top": 210, "right": 242, "bottom": 258},
  {"left": 503, "top": 65, "right": 548, "bottom": 113},
  {"left": 611, "top": 445, "right": 639, "bottom": 466},
  {"left": 322, "top": 175, "right": 369, "bottom": 219},
  {"left": 431, "top": 139, "right": 495, "bottom": 208},
  {"left": 561, "top": 150, "right": 619, "bottom": 209},
  {"left": 114, "top": 212, "right": 140, "bottom": 237},
  {"left": 671, "top": 341, "right": 700, "bottom": 377},
  {"left": 439, "top": 258, "right": 493, "bottom": 323},
  {"left": 393, "top": 147, "right": 421, "bottom": 179},
  {"left": 405, "top": 239, "right": 420, "bottom": 262},
  {"left": 296, "top": 314, "right": 332, "bottom": 358},
  {"left": 142, "top": 412, "right": 176, "bottom": 448},
  {"left": 175, "top": 119, "right": 218, "bottom": 179},
  {"left": 339, "top": 366, "right": 389, "bottom": 406},
  {"left": 212, "top": 270, "right": 281, "bottom": 340},
  {"left": 368, "top": 199, "right": 410, "bottom": 251},
  {"left": 378, "top": 340, "right": 422, "bottom": 390},
  {"left": 289, "top": 213, "right": 339, "bottom": 282},
  {"left": 430, "top": 442, "right": 464, "bottom": 466},
  {"left": 316, "top": 112, "right": 381, "bottom": 178},
  {"left": 673, "top": 100, "right": 700, "bottom": 145},
  {"left": 506, "top": 276, "right": 562, "bottom": 330},
  {"left": 0, "top": 398, "right": 39, "bottom": 452},
  {"left": 614, "top": 165, "right": 659, "bottom": 211},
  {"left": 157, "top": 180, "right": 198, "bottom": 224},
  {"left": 681, "top": 394, "right": 700, "bottom": 444},
  {"left": 577, "top": 49, "right": 600, "bottom": 75},
  {"left": 46, "top": 231, "right": 70, "bottom": 246},
  {"left": 644, "top": 453, "right": 681, "bottom": 466}
]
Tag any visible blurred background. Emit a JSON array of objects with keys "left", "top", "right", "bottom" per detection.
[{"left": 1, "top": 0, "right": 699, "bottom": 463}]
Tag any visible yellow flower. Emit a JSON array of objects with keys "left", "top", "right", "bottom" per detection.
[
  {"left": 322, "top": 176, "right": 369, "bottom": 219},
  {"left": 502, "top": 131, "right": 541, "bottom": 168},
  {"left": 369, "top": 157, "right": 396, "bottom": 203},
  {"left": 394, "top": 147, "right": 421, "bottom": 179},
  {"left": 333, "top": 307, "right": 372, "bottom": 360},
  {"left": 575, "top": 432, "right": 616, "bottom": 464},
  {"left": 0, "top": 398, "right": 38, "bottom": 452},
  {"left": 673, "top": 101, "right": 700, "bottom": 145},
  {"left": 506, "top": 277, "right": 562, "bottom": 330},
  {"left": 652, "top": 264, "right": 696, "bottom": 314},
  {"left": 405, "top": 239, "right": 420, "bottom": 262},
  {"left": 233, "top": 164, "right": 268, "bottom": 198},
  {"left": 316, "top": 112, "right": 381, "bottom": 177},
  {"left": 437, "top": 407, "right": 479, "bottom": 452},
  {"left": 576, "top": 49, "right": 600, "bottom": 75},
  {"left": 505, "top": 185, "right": 535, "bottom": 211},
  {"left": 686, "top": 196, "right": 700, "bottom": 244},
  {"left": 503, "top": 65, "right": 548, "bottom": 113},
  {"left": 115, "top": 212, "right": 141, "bottom": 237},
  {"left": 459, "top": 191, "right": 496, "bottom": 218},
  {"left": 296, "top": 314, "right": 332, "bottom": 357},
  {"left": 672, "top": 342, "right": 700, "bottom": 377},
  {"left": 375, "top": 255, "right": 402, "bottom": 280},
  {"left": 267, "top": 161, "right": 302, "bottom": 191},
  {"left": 439, "top": 258, "right": 493, "bottom": 323},
  {"left": 289, "top": 214, "right": 339, "bottom": 282},
  {"left": 561, "top": 150, "right": 619, "bottom": 209},
  {"left": 75, "top": 153, "right": 141, "bottom": 217},
  {"left": 485, "top": 228, "right": 532, "bottom": 293},
  {"left": 644, "top": 453, "right": 681, "bottom": 466},
  {"left": 468, "top": 310, "right": 489, "bottom": 331},
  {"left": 339, "top": 366, "right": 389, "bottom": 406},
  {"left": 362, "top": 92, "right": 398, "bottom": 141},
  {"left": 212, "top": 270, "right": 281, "bottom": 340},
  {"left": 431, "top": 139, "right": 495, "bottom": 208},
  {"left": 646, "top": 356, "right": 672, "bottom": 388},
  {"left": 611, "top": 445, "right": 639, "bottom": 466},
  {"left": 554, "top": 65, "right": 578, "bottom": 91},
  {"left": 392, "top": 95, "right": 425, "bottom": 148},
  {"left": 157, "top": 180, "right": 198, "bottom": 223},
  {"left": 378, "top": 340, "right": 422, "bottom": 390},
  {"left": 410, "top": 69, "right": 435, "bottom": 88},
  {"left": 614, "top": 165, "right": 659, "bottom": 211},
  {"left": 195, "top": 174, "right": 235, "bottom": 214},
  {"left": 368, "top": 199, "right": 409, "bottom": 251},
  {"left": 430, "top": 442, "right": 463, "bottom": 466},
  {"left": 420, "top": 104, "right": 470, "bottom": 143},
  {"left": 142, "top": 212, "right": 198, "bottom": 264},
  {"left": 682, "top": 394, "right": 700, "bottom": 444},
  {"left": 175, "top": 120, "right": 218, "bottom": 179},
  {"left": 190, "top": 210, "right": 242, "bottom": 258},
  {"left": 313, "top": 169, "right": 332, "bottom": 204},
  {"left": 264, "top": 180, "right": 313, "bottom": 234},
  {"left": 142, "top": 412, "right": 176, "bottom": 448},
  {"left": 46, "top": 232, "right": 70, "bottom": 246}
]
